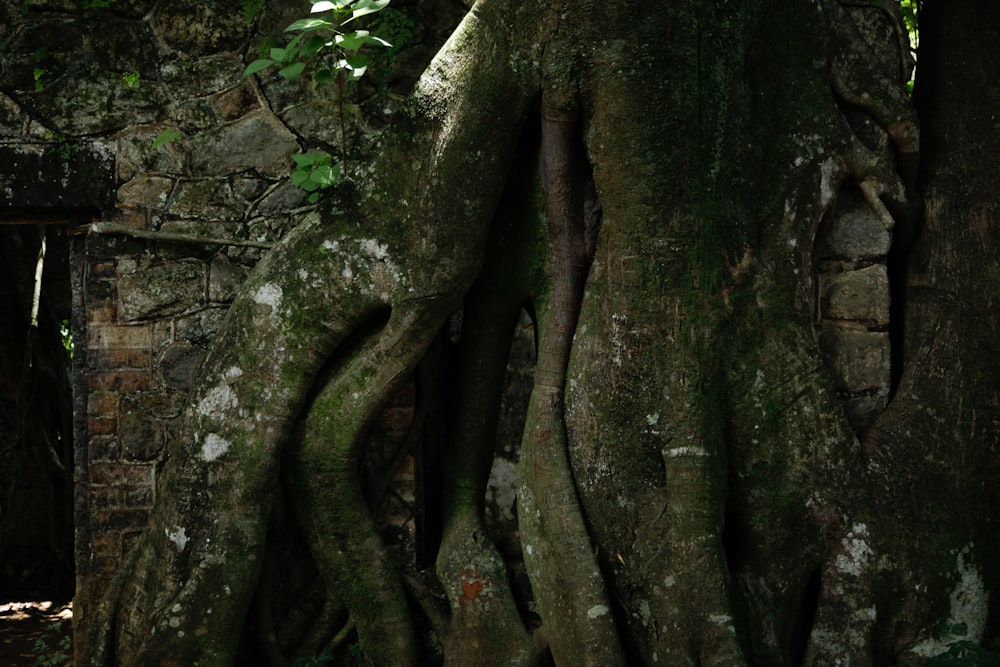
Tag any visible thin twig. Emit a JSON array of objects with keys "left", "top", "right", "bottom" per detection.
[{"left": 86, "top": 222, "right": 274, "bottom": 249}]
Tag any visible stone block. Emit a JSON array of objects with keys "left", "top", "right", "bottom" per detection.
[
  {"left": 844, "top": 392, "right": 889, "bottom": 432},
  {"left": 88, "top": 371, "right": 151, "bottom": 393},
  {"left": 209, "top": 252, "right": 248, "bottom": 303},
  {"left": 818, "top": 328, "right": 890, "bottom": 392},
  {"left": 184, "top": 111, "right": 299, "bottom": 177},
  {"left": 88, "top": 323, "right": 152, "bottom": 350},
  {"left": 169, "top": 179, "right": 245, "bottom": 220},
  {"left": 119, "top": 260, "right": 206, "bottom": 321},
  {"left": 819, "top": 264, "right": 890, "bottom": 324},
  {"left": 90, "top": 348, "right": 151, "bottom": 371},
  {"left": 117, "top": 175, "right": 175, "bottom": 211},
  {"left": 88, "top": 391, "right": 118, "bottom": 417},
  {"left": 173, "top": 307, "right": 227, "bottom": 345},
  {"left": 820, "top": 190, "right": 892, "bottom": 259}
]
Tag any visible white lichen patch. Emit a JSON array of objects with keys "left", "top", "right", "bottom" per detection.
[
  {"left": 950, "top": 548, "right": 989, "bottom": 639},
  {"left": 820, "top": 157, "right": 837, "bottom": 208},
  {"left": 166, "top": 526, "right": 188, "bottom": 551},
  {"left": 834, "top": 523, "right": 873, "bottom": 577},
  {"left": 322, "top": 239, "right": 339, "bottom": 252},
  {"left": 587, "top": 604, "right": 609, "bottom": 619},
  {"left": 359, "top": 238, "right": 389, "bottom": 260},
  {"left": 253, "top": 283, "right": 283, "bottom": 311},
  {"left": 912, "top": 546, "right": 988, "bottom": 656},
  {"left": 200, "top": 433, "right": 231, "bottom": 462},
  {"left": 610, "top": 313, "right": 627, "bottom": 366},
  {"left": 665, "top": 446, "right": 709, "bottom": 458},
  {"left": 197, "top": 384, "right": 237, "bottom": 420},
  {"left": 224, "top": 366, "right": 243, "bottom": 380},
  {"left": 638, "top": 600, "right": 652, "bottom": 626}
]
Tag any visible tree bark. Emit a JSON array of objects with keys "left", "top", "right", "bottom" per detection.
[{"left": 84, "top": 0, "right": 1000, "bottom": 664}]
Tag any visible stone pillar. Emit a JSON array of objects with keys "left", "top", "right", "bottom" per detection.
[{"left": 815, "top": 190, "right": 893, "bottom": 432}]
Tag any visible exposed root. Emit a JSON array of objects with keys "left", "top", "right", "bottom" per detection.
[{"left": 517, "top": 113, "right": 625, "bottom": 666}]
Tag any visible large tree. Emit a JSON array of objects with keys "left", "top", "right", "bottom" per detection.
[{"left": 85, "top": 0, "right": 1000, "bottom": 664}]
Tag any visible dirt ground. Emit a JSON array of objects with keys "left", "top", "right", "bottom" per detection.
[{"left": 0, "top": 600, "right": 72, "bottom": 667}]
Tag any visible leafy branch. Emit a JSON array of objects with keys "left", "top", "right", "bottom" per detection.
[{"left": 243, "top": 0, "right": 392, "bottom": 203}]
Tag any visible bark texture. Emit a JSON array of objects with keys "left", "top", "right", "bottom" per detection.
[{"left": 84, "top": 0, "right": 1000, "bottom": 664}]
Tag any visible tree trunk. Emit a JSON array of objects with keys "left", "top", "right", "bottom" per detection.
[{"left": 83, "top": 0, "right": 1000, "bottom": 664}]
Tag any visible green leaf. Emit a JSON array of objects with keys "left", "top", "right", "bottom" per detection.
[
  {"left": 336, "top": 31, "right": 370, "bottom": 51},
  {"left": 345, "top": 53, "right": 368, "bottom": 79},
  {"left": 242, "top": 58, "right": 274, "bottom": 77},
  {"left": 314, "top": 69, "right": 334, "bottom": 86},
  {"left": 279, "top": 62, "right": 307, "bottom": 81},
  {"left": 300, "top": 35, "right": 329, "bottom": 58},
  {"left": 343, "top": 0, "right": 390, "bottom": 25},
  {"left": 286, "top": 17, "right": 334, "bottom": 32},
  {"left": 311, "top": 0, "right": 352, "bottom": 12},
  {"left": 151, "top": 128, "right": 182, "bottom": 150},
  {"left": 270, "top": 47, "right": 287, "bottom": 61},
  {"left": 293, "top": 152, "right": 330, "bottom": 166},
  {"left": 311, "top": 164, "right": 339, "bottom": 187}
]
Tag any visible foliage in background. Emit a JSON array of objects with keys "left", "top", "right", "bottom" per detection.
[
  {"left": 244, "top": 0, "right": 393, "bottom": 203},
  {"left": 31, "top": 620, "right": 72, "bottom": 667},
  {"left": 900, "top": 0, "right": 919, "bottom": 93}
]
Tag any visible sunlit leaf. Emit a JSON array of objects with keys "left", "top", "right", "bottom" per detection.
[
  {"left": 151, "top": 128, "right": 182, "bottom": 150},
  {"left": 311, "top": 0, "right": 351, "bottom": 12},
  {"left": 300, "top": 35, "right": 329, "bottom": 58},
  {"left": 336, "top": 30, "right": 371, "bottom": 51},
  {"left": 343, "top": 0, "right": 390, "bottom": 25},
  {"left": 314, "top": 69, "right": 334, "bottom": 86},
  {"left": 286, "top": 17, "right": 334, "bottom": 32},
  {"left": 242, "top": 59, "right": 274, "bottom": 77},
  {"left": 279, "top": 61, "right": 307, "bottom": 81}
]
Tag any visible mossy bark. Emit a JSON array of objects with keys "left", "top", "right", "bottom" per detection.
[{"left": 84, "top": 1, "right": 1000, "bottom": 664}]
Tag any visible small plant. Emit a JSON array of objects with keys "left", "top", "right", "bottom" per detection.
[
  {"left": 293, "top": 652, "right": 335, "bottom": 666},
  {"left": 291, "top": 152, "right": 341, "bottom": 203},
  {"left": 32, "top": 620, "right": 72, "bottom": 667},
  {"left": 81, "top": 0, "right": 119, "bottom": 8},
  {"left": 33, "top": 46, "right": 49, "bottom": 91},
  {"left": 151, "top": 128, "right": 182, "bottom": 150},
  {"left": 243, "top": 0, "right": 393, "bottom": 201},
  {"left": 243, "top": 0, "right": 266, "bottom": 27},
  {"left": 120, "top": 70, "right": 140, "bottom": 88}
]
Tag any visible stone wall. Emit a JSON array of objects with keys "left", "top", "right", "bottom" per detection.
[{"left": 0, "top": 0, "right": 463, "bottom": 647}]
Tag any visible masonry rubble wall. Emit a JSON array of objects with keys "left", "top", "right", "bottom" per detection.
[{"left": 0, "top": 0, "right": 468, "bottom": 645}]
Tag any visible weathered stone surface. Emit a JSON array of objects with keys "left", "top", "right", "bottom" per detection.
[
  {"left": 184, "top": 111, "right": 299, "bottom": 177},
  {"left": 29, "top": 70, "right": 167, "bottom": 135},
  {"left": 173, "top": 306, "right": 227, "bottom": 345},
  {"left": 119, "top": 260, "right": 206, "bottom": 321},
  {"left": 820, "top": 264, "right": 890, "bottom": 324},
  {"left": 159, "top": 343, "right": 207, "bottom": 391},
  {"left": 152, "top": 0, "right": 247, "bottom": 57},
  {"left": 0, "top": 142, "right": 115, "bottom": 209},
  {"left": 253, "top": 180, "right": 309, "bottom": 216},
  {"left": 116, "top": 127, "right": 185, "bottom": 181},
  {"left": 209, "top": 252, "right": 248, "bottom": 302},
  {"left": 160, "top": 53, "right": 246, "bottom": 99},
  {"left": 117, "top": 175, "right": 175, "bottom": 212},
  {"left": 844, "top": 391, "right": 890, "bottom": 432},
  {"left": 820, "top": 190, "right": 892, "bottom": 259},
  {"left": 169, "top": 178, "right": 246, "bottom": 220},
  {"left": 818, "top": 328, "right": 890, "bottom": 392}
]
